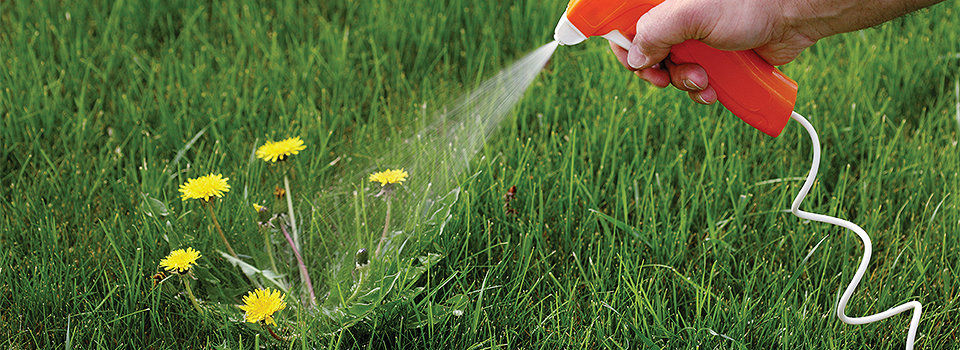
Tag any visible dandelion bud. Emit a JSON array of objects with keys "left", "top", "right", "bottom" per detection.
[
  {"left": 256, "top": 204, "right": 271, "bottom": 223},
  {"left": 355, "top": 248, "right": 369, "bottom": 268}
]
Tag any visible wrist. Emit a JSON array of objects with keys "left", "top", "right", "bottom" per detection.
[
  {"left": 780, "top": 0, "right": 843, "bottom": 41},
  {"left": 782, "top": 0, "right": 946, "bottom": 40}
]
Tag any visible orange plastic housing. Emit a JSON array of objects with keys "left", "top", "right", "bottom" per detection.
[{"left": 564, "top": 0, "right": 798, "bottom": 137}]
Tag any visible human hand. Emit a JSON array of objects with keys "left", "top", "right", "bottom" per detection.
[{"left": 612, "top": 0, "right": 945, "bottom": 105}]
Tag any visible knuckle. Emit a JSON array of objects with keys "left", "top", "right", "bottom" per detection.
[{"left": 672, "top": 1, "right": 715, "bottom": 39}]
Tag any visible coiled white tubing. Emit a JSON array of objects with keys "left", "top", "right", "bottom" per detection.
[{"left": 789, "top": 111, "right": 923, "bottom": 349}]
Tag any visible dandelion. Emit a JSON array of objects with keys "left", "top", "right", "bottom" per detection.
[
  {"left": 368, "top": 169, "right": 408, "bottom": 186},
  {"left": 239, "top": 288, "right": 288, "bottom": 340},
  {"left": 179, "top": 173, "right": 237, "bottom": 258},
  {"left": 253, "top": 203, "right": 266, "bottom": 212},
  {"left": 159, "top": 248, "right": 204, "bottom": 314},
  {"left": 159, "top": 247, "right": 201, "bottom": 273},
  {"left": 240, "top": 288, "right": 287, "bottom": 325},
  {"left": 179, "top": 173, "right": 230, "bottom": 201},
  {"left": 256, "top": 137, "right": 306, "bottom": 163},
  {"left": 256, "top": 137, "right": 312, "bottom": 306},
  {"left": 257, "top": 137, "right": 302, "bottom": 238},
  {"left": 369, "top": 169, "right": 408, "bottom": 256}
]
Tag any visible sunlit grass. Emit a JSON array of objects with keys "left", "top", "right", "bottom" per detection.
[{"left": 1, "top": 0, "right": 959, "bottom": 348}]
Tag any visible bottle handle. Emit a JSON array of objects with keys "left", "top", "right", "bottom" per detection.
[{"left": 606, "top": 33, "right": 797, "bottom": 137}]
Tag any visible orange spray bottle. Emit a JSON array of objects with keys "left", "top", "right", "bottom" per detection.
[{"left": 553, "top": 0, "right": 798, "bottom": 137}]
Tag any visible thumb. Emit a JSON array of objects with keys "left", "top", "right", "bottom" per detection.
[{"left": 628, "top": 1, "right": 707, "bottom": 69}]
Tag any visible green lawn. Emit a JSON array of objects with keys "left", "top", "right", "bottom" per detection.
[{"left": 2, "top": 0, "right": 960, "bottom": 348}]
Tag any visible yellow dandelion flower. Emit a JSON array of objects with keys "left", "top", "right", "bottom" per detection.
[
  {"left": 159, "top": 247, "right": 201, "bottom": 273},
  {"left": 239, "top": 288, "right": 287, "bottom": 325},
  {"left": 256, "top": 137, "right": 307, "bottom": 162},
  {"left": 369, "top": 169, "right": 408, "bottom": 186},
  {"left": 253, "top": 203, "right": 266, "bottom": 212},
  {"left": 179, "top": 173, "right": 230, "bottom": 201}
]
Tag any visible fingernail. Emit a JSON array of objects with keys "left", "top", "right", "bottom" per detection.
[
  {"left": 694, "top": 93, "right": 709, "bottom": 105},
  {"left": 683, "top": 79, "right": 703, "bottom": 91},
  {"left": 627, "top": 45, "right": 647, "bottom": 69}
]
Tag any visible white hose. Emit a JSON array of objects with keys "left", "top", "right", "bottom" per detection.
[{"left": 789, "top": 111, "right": 923, "bottom": 350}]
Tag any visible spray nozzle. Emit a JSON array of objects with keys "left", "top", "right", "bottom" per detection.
[{"left": 553, "top": 11, "right": 587, "bottom": 46}]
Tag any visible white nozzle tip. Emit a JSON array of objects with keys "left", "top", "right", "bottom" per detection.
[{"left": 554, "top": 12, "right": 586, "bottom": 46}]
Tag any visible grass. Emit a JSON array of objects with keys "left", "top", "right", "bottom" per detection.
[{"left": 1, "top": 0, "right": 959, "bottom": 348}]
